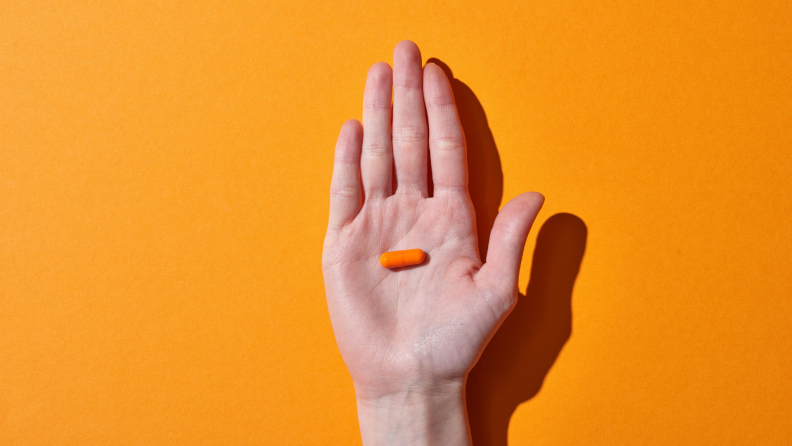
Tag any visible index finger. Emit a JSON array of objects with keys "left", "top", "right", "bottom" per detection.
[{"left": 423, "top": 62, "right": 467, "bottom": 192}]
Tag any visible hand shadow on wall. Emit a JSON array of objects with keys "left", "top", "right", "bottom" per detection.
[{"left": 427, "top": 59, "right": 588, "bottom": 446}]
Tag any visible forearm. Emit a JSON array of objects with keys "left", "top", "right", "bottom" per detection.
[{"left": 355, "top": 381, "right": 471, "bottom": 446}]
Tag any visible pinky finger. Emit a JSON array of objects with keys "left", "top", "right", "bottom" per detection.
[{"left": 328, "top": 119, "right": 364, "bottom": 230}]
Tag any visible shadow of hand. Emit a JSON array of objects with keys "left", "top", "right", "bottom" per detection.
[
  {"left": 428, "top": 58, "right": 587, "bottom": 446},
  {"left": 467, "top": 214, "right": 587, "bottom": 446}
]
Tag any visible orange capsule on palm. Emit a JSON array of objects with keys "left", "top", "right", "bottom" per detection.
[{"left": 379, "top": 249, "right": 426, "bottom": 269}]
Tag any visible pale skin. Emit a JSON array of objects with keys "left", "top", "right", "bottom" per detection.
[{"left": 322, "top": 41, "right": 544, "bottom": 445}]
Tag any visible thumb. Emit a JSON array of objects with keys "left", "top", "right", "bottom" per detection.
[{"left": 476, "top": 192, "right": 544, "bottom": 306}]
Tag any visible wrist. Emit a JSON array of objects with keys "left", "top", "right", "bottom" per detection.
[{"left": 354, "top": 380, "right": 471, "bottom": 446}]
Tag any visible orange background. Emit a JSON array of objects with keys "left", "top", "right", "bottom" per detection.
[{"left": 2, "top": 0, "right": 792, "bottom": 444}]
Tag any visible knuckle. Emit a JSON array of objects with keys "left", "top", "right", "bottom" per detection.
[
  {"left": 393, "top": 77, "right": 422, "bottom": 89},
  {"left": 393, "top": 125, "right": 427, "bottom": 145},
  {"left": 362, "top": 141, "right": 391, "bottom": 156},
  {"left": 330, "top": 185, "right": 359, "bottom": 198},
  {"left": 428, "top": 95, "right": 455, "bottom": 107},
  {"left": 334, "top": 154, "right": 360, "bottom": 165},
  {"left": 431, "top": 134, "right": 465, "bottom": 151},
  {"left": 363, "top": 102, "right": 391, "bottom": 111}
]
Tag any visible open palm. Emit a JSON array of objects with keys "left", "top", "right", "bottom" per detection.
[{"left": 322, "top": 41, "right": 544, "bottom": 402}]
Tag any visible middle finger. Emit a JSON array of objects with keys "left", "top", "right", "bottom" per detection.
[{"left": 391, "top": 40, "right": 429, "bottom": 197}]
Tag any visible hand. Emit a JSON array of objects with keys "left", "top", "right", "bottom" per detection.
[{"left": 322, "top": 40, "right": 544, "bottom": 445}]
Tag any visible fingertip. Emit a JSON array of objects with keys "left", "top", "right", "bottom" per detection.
[
  {"left": 423, "top": 61, "right": 441, "bottom": 73},
  {"left": 394, "top": 40, "right": 422, "bottom": 69},
  {"left": 342, "top": 118, "right": 361, "bottom": 128},
  {"left": 502, "top": 195, "right": 542, "bottom": 239},
  {"left": 507, "top": 191, "right": 545, "bottom": 212},
  {"left": 524, "top": 191, "right": 545, "bottom": 208},
  {"left": 337, "top": 119, "right": 363, "bottom": 160},
  {"left": 367, "top": 62, "right": 392, "bottom": 81},
  {"left": 423, "top": 63, "right": 456, "bottom": 109},
  {"left": 424, "top": 62, "right": 450, "bottom": 89},
  {"left": 340, "top": 119, "right": 363, "bottom": 138},
  {"left": 425, "top": 58, "right": 454, "bottom": 79},
  {"left": 423, "top": 62, "right": 442, "bottom": 80},
  {"left": 395, "top": 39, "right": 420, "bottom": 54}
]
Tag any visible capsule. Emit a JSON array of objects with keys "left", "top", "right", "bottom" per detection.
[{"left": 380, "top": 249, "right": 426, "bottom": 269}]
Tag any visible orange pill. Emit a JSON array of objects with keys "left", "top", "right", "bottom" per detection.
[{"left": 379, "top": 249, "right": 426, "bottom": 269}]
